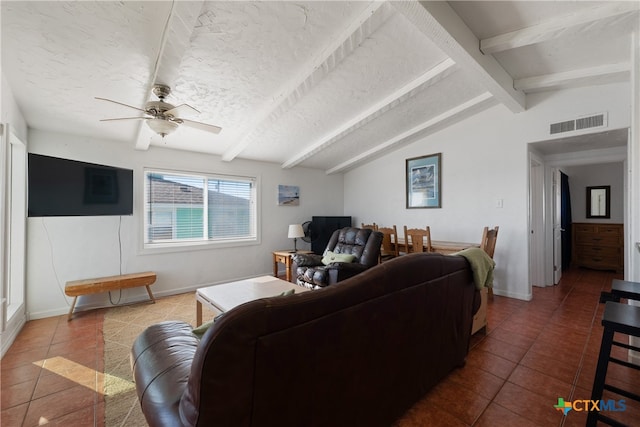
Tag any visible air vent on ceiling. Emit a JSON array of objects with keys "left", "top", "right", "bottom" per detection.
[{"left": 550, "top": 112, "right": 607, "bottom": 135}]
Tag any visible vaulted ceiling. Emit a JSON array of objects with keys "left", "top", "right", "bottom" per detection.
[{"left": 2, "top": 1, "right": 638, "bottom": 173}]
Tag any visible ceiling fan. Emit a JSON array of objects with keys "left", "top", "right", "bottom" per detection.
[{"left": 96, "top": 84, "right": 222, "bottom": 138}]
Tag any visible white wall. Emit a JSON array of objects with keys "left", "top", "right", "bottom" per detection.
[
  {"left": 562, "top": 163, "right": 624, "bottom": 223},
  {"left": 1, "top": 73, "right": 27, "bottom": 140},
  {"left": 344, "top": 82, "right": 632, "bottom": 301},
  {"left": 26, "top": 130, "right": 344, "bottom": 319}
]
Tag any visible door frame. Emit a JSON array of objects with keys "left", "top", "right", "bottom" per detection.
[
  {"left": 528, "top": 152, "right": 546, "bottom": 287},
  {"left": 1, "top": 125, "right": 28, "bottom": 357},
  {"left": 552, "top": 168, "right": 563, "bottom": 284},
  {"left": 529, "top": 132, "right": 629, "bottom": 291}
]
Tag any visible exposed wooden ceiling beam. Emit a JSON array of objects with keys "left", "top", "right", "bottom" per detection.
[
  {"left": 281, "top": 58, "right": 457, "bottom": 169},
  {"left": 393, "top": 1, "right": 525, "bottom": 113},
  {"left": 481, "top": 3, "right": 640, "bottom": 54},
  {"left": 135, "top": 1, "right": 204, "bottom": 150},
  {"left": 514, "top": 63, "right": 630, "bottom": 93},
  {"left": 325, "top": 92, "right": 495, "bottom": 174},
  {"left": 221, "top": 1, "right": 390, "bottom": 162}
]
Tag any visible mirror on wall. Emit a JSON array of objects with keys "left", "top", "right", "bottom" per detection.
[{"left": 586, "top": 185, "right": 610, "bottom": 219}]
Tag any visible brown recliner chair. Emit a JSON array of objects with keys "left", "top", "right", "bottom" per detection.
[{"left": 293, "top": 227, "right": 383, "bottom": 289}]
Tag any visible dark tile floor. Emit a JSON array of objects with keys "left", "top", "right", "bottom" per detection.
[{"left": 2, "top": 267, "right": 639, "bottom": 426}]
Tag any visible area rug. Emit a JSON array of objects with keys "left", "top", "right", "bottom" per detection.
[{"left": 102, "top": 292, "right": 213, "bottom": 427}]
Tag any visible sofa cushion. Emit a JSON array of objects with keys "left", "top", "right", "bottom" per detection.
[{"left": 321, "top": 251, "right": 356, "bottom": 265}]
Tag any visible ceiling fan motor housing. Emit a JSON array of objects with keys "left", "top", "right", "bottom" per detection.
[
  {"left": 152, "top": 84, "right": 172, "bottom": 100},
  {"left": 146, "top": 100, "right": 176, "bottom": 118}
]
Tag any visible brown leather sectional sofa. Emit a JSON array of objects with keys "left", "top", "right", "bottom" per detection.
[{"left": 130, "top": 252, "right": 480, "bottom": 427}]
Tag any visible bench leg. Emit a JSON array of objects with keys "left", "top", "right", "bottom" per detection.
[
  {"left": 67, "top": 297, "right": 78, "bottom": 321},
  {"left": 145, "top": 285, "right": 156, "bottom": 303}
]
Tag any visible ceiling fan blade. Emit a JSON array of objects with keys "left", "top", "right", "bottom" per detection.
[
  {"left": 95, "top": 97, "right": 146, "bottom": 113},
  {"left": 165, "top": 103, "right": 200, "bottom": 117},
  {"left": 180, "top": 119, "right": 222, "bottom": 134},
  {"left": 100, "top": 117, "right": 148, "bottom": 122}
]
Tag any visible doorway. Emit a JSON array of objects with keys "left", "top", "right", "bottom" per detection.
[
  {"left": 528, "top": 128, "right": 628, "bottom": 290},
  {"left": 560, "top": 171, "right": 572, "bottom": 271}
]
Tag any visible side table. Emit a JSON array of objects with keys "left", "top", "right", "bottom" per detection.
[{"left": 273, "top": 250, "right": 314, "bottom": 282}]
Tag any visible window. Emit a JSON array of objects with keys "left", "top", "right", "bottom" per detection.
[{"left": 144, "top": 169, "right": 257, "bottom": 247}]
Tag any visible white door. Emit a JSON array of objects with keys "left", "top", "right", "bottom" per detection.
[
  {"left": 553, "top": 169, "right": 563, "bottom": 284},
  {"left": 529, "top": 156, "right": 545, "bottom": 287}
]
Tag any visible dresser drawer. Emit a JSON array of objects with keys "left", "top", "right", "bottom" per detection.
[
  {"left": 574, "top": 224, "right": 597, "bottom": 234},
  {"left": 575, "top": 244, "right": 621, "bottom": 257},
  {"left": 575, "top": 234, "right": 620, "bottom": 246},
  {"left": 594, "top": 225, "right": 622, "bottom": 236}
]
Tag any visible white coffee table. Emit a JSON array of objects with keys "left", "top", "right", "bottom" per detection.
[{"left": 195, "top": 275, "right": 308, "bottom": 326}]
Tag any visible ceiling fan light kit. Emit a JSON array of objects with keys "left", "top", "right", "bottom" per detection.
[
  {"left": 147, "top": 117, "right": 179, "bottom": 137},
  {"left": 96, "top": 84, "right": 222, "bottom": 138}
]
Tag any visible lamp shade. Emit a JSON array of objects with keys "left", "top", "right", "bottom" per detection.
[{"left": 288, "top": 224, "right": 305, "bottom": 239}]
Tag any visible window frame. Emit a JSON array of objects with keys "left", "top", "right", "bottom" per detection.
[{"left": 142, "top": 167, "right": 260, "bottom": 252}]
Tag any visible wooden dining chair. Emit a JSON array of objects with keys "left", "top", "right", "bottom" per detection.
[
  {"left": 377, "top": 225, "right": 399, "bottom": 262},
  {"left": 480, "top": 226, "right": 499, "bottom": 259},
  {"left": 480, "top": 226, "right": 499, "bottom": 298},
  {"left": 361, "top": 222, "right": 378, "bottom": 230},
  {"left": 403, "top": 226, "right": 433, "bottom": 253}
]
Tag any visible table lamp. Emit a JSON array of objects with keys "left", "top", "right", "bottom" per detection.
[{"left": 288, "top": 224, "right": 305, "bottom": 252}]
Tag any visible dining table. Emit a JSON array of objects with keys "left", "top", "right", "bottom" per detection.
[
  {"left": 431, "top": 240, "right": 481, "bottom": 255},
  {"left": 393, "top": 238, "right": 480, "bottom": 255}
]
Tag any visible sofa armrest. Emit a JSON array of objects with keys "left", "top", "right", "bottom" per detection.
[
  {"left": 327, "top": 262, "right": 369, "bottom": 284},
  {"left": 131, "top": 321, "right": 199, "bottom": 427},
  {"left": 292, "top": 253, "right": 323, "bottom": 267}
]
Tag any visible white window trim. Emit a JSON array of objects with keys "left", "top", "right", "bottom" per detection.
[{"left": 140, "top": 167, "right": 261, "bottom": 254}]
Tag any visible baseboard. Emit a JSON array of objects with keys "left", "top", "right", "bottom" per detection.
[
  {"left": 1, "top": 311, "right": 27, "bottom": 358},
  {"left": 27, "top": 272, "right": 275, "bottom": 320},
  {"left": 491, "top": 288, "right": 532, "bottom": 301}
]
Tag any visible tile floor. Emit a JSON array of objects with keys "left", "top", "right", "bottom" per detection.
[{"left": 2, "top": 267, "right": 639, "bottom": 426}]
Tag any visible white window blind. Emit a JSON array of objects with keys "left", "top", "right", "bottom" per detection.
[{"left": 144, "top": 170, "right": 256, "bottom": 246}]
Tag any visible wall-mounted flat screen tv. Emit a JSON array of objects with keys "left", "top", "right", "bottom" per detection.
[{"left": 28, "top": 154, "right": 133, "bottom": 217}]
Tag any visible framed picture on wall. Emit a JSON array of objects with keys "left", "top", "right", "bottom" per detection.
[
  {"left": 406, "top": 153, "right": 441, "bottom": 209},
  {"left": 278, "top": 185, "right": 300, "bottom": 206}
]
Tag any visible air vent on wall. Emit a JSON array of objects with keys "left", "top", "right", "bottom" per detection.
[{"left": 550, "top": 112, "right": 607, "bottom": 135}]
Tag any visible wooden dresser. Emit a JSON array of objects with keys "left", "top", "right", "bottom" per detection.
[{"left": 572, "top": 223, "right": 623, "bottom": 273}]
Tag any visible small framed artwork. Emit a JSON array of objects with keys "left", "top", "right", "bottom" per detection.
[
  {"left": 278, "top": 185, "right": 300, "bottom": 206},
  {"left": 406, "top": 153, "right": 441, "bottom": 209}
]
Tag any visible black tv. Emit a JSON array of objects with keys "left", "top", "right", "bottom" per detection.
[
  {"left": 310, "top": 216, "right": 352, "bottom": 254},
  {"left": 28, "top": 154, "right": 133, "bottom": 217}
]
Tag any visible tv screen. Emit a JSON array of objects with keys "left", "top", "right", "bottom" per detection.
[
  {"left": 310, "top": 216, "right": 352, "bottom": 254},
  {"left": 28, "top": 154, "right": 133, "bottom": 217}
]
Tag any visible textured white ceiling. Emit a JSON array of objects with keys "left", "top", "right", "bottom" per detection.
[{"left": 2, "top": 1, "right": 638, "bottom": 173}]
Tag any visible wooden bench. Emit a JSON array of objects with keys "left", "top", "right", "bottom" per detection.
[{"left": 65, "top": 271, "right": 157, "bottom": 320}]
